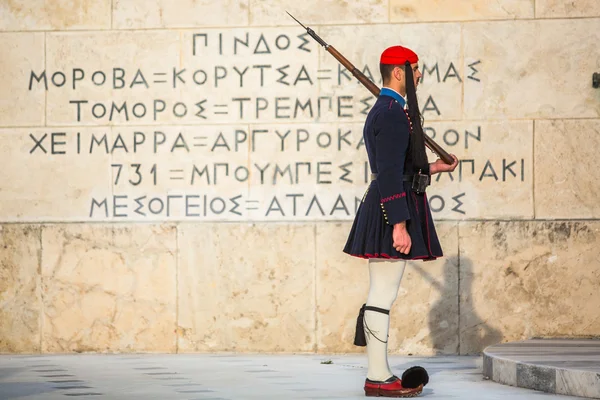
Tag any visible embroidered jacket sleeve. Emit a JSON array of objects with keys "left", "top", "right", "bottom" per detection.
[{"left": 374, "top": 105, "right": 411, "bottom": 225}]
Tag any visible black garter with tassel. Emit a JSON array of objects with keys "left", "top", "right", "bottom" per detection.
[
  {"left": 353, "top": 304, "right": 390, "bottom": 346},
  {"left": 354, "top": 304, "right": 367, "bottom": 346},
  {"left": 352, "top": 304, "right": 430, "bottom": 388}
]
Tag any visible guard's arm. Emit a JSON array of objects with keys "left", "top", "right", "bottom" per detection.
[{"left": 374, "top": 108, "right": 411, "bottom": 226}]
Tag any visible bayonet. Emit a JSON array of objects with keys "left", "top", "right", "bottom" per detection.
[{"left": 286, "top": 11, "right": 329, "bottom": 48}]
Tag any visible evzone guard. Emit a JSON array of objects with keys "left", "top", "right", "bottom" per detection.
[
  {"left": 289, "top": 14, "right": 458, "bottom": 398},
  {"left": 344, "top": 46, "right": 458, "bottom": 397}
]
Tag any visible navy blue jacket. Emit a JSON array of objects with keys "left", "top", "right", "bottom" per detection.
[{"left": 343, "top": 91, "right": 442, "bottom": 261}]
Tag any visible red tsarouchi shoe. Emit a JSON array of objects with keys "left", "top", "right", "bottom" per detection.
[{"left": 364, "top": 375, "right": 423, "bottom": 397}]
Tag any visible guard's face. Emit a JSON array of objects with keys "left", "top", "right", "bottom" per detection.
[
  {"left": 410, "top": 63, "right": 422, "bottom": 89},
  {"left": 394, "top": 63, "right": 421, "bottom": 92}
]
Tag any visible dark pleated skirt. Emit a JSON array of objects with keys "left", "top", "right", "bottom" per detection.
[{"left": 343, "top": 181, "right": 443, "bottom": 261}]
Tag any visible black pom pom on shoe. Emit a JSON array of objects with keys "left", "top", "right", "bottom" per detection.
[{"left": 401, "top": 366, "right": 429, "bottom": 388}]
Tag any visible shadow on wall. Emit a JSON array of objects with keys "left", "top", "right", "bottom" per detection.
[{"left": 411, "top": 256, "right": 503, "bottom": 355}]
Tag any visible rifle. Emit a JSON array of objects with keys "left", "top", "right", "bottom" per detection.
[{"left": 287, "top": 12, "right": 453, "bottom": 165}]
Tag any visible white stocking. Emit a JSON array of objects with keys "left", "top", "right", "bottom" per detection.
[{"left": 364, "top": 258, "right": 406, "bottom": 381}]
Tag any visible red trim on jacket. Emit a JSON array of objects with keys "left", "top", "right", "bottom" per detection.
[
  {"left": 381, "top": 192, "right": 406, "bottom": 203},
  {"left": 424, "top": 193, "right": 433, "bottom": 256},
  {"left": 350, "top": 252, "right": 436, "bottom": 261},
  {"left": 412, "top": 192, "right": 419, "bottom": 214}
]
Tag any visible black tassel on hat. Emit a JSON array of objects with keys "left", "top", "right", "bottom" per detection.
[
  {"left": 403, "top": 60, "right": 429, "bottom": 172},
  {"left": 401, "top": 366, "right": 429, "bottom": 388},
  {"left": 353, "top": 304, "right": 367, "bottom": 346}
]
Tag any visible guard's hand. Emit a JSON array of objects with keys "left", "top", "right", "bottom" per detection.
[
  {"left": 393, "top": 222, "right": 411, "bottom": 254},
  {"left": 431, "top": 154, "right": 458, "bottom": 174}
]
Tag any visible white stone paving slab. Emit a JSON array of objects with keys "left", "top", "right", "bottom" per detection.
[{"left": 0, "top": 354, "right": 585, "bottom": 400}]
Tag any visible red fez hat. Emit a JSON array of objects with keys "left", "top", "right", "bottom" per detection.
[{"left": 380, "top": 46, "right": 419, "bottom": 65}]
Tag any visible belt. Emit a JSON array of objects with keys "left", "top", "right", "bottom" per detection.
[{"left": 371, "top": 172, "right": 430, "bottom": 194}]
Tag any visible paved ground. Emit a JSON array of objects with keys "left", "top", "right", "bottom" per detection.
[{"left": 0, "top": 354, "right": 584, "bottom": 399}]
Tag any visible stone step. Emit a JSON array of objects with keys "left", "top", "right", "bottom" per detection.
[{"left": 483, "top": 339, "right": 600, "bottom": 399}]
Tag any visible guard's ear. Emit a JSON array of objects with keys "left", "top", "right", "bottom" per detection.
[{"left": 393, "top": 66, "right": 403, "bottom": 82}]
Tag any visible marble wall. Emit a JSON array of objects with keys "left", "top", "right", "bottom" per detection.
[{"left": 1, "top": 0, "right": 599, "bottom": 355}]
